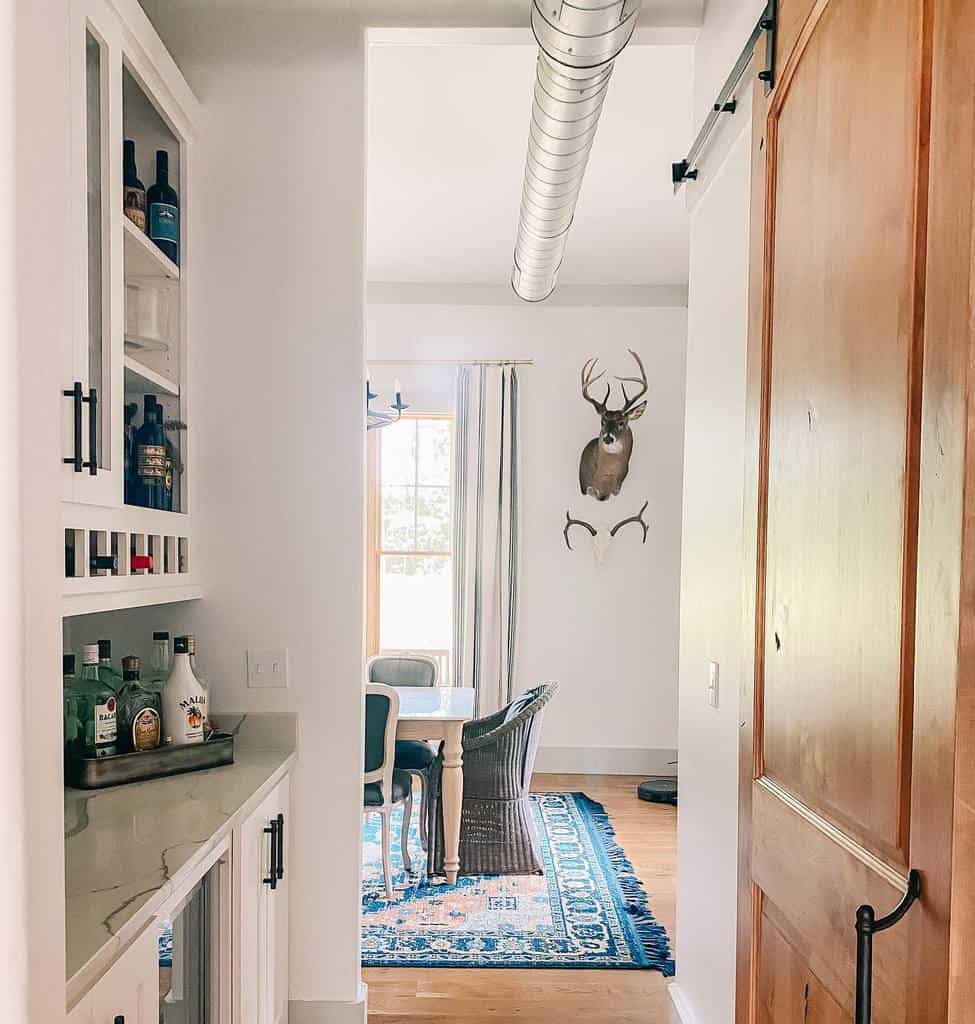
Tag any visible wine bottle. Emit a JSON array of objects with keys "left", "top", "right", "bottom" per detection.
[
  {"left": 134, "top": 395, "right": 165, "bottom": 509},
  {"left": 162, "top": 635, "right": 207, "bottom": 745},
  {"left": 123, "top": 139, "right": 147, "bottom": 232},
  {"left": 147, "top": 149, "right": 179, "bottom": 265}
]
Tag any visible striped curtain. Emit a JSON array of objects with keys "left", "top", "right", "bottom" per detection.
[{"left": 452, "top": 365, "right": 521, "bottom": 715}]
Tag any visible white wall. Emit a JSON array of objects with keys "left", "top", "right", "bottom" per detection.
[
  {"left": 368, "top": 297, "right": 687, "bottom": 773},
  {"left": 692, "top": 0, "right": 766, "bottom": 128},
  {"left": 1, "top": 0, "right": 27, "bottom": 1016},
  {"left": 138, "top": 7, "right": 368, "bottom": 1019},
  {"left": 671, "top": 104, "right": 753, "bottom": 1023}
]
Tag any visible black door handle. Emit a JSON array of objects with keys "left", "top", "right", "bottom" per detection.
[
  {"left": 84, "top": 386, "right": 97, "bottom": 475},
  {"left": 855, "top": 869, "right": 921, "bottom": 1024},
  {"left": 63, "top": 382, "right": 83, "bottom": 472},
  {"left": 275, "top": 812, "right": 285, "bottom": 880},
  {"left": 263, "top": 818, "right": 279, "bottom": 890}
]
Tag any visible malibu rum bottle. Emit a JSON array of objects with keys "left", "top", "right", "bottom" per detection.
[{"left": 162, "top": 635, "right": 207, "bottom": 745}]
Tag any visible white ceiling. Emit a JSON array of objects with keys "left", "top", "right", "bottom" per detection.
[{"left": 366, "top": 33, "right": 694, "bottom": 289}]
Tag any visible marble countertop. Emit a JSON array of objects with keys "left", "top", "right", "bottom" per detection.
[{"left": 65, "top": 712, "right": 296, "bottom": 1003}]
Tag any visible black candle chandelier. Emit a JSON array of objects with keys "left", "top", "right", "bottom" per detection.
[{"left": 366, "top": 377, "right": 410, "bottom": 431}]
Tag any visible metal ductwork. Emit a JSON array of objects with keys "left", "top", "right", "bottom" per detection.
[{"left": 511, "top": 0, "right": 642, "bottom": 302}]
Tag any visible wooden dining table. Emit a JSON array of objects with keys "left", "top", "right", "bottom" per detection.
[{"left": 394, "top": 686, "right": 475, "bottom": 884}]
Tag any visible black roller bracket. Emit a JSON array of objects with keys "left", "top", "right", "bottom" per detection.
[
  {"left": 855, "top": 869, "right": 921, "bottom": 1024},
  {"left": 671, "top": 0, "right": 777, "bottom": 189}
]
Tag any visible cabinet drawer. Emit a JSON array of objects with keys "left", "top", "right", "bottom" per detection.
[{"left": 70, "top": 923, "right": 159, "bottom": 1024}]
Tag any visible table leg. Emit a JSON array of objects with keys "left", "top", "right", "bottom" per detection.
[{"left": 442, "top": 722, "right": 463, "bottom": 884}]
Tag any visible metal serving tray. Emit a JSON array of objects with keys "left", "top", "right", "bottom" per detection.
[{"left": 65, "top": 733, "right": 235, "bottom": 789}]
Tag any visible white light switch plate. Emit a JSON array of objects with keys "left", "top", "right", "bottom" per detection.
[
  {"left": 707, "top": 660, "right": 720, "bottom": 709},
  {"left": 247, "top": 648, "right": 289, "bottom": 689}
]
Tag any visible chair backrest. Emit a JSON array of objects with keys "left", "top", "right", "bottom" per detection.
[
  {"left": 364, "top": 683, "right": 400, "bottom": 789},
  {"left": 367, "top": 654, "right": 439, "bottom": 688},
  {"left": 506, "top": 683, "right": 558, "bottom": 791}
]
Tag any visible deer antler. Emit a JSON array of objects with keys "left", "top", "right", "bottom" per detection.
[
  {"left": 614, "top": 349, "right": 649, "bottom": 412},
  {"left": 564, "top": 510, "right": 597, "bottom": 551},
  {"left": 581, "top": 357, "right": 610, "bottom": 414},
  {"left": 610, "top": 501, "right": 649, "bottom": 543}
]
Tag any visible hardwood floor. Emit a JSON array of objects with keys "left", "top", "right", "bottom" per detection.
[{"left": 364, "top": 773, "right": 680, "bottom": 1024}]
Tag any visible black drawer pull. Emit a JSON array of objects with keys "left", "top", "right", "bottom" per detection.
[
  {"left": 263, "top": 818, "right": 278, "bottom": 890},
  {"left": 855, "top": 869, "right": 921, "bottom": 1024},
  {"left": 63, "top": 382, "right": 83, "bottom": 472},
  {"left": 275, "top": 812, "right": 285, "bottom": 880}
]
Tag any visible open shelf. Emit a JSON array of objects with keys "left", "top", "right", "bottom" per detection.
[
  {"left": 124, "top": 353, "right": 179, "bottom": 396},
  {"left": 123, "top": 217, "right": 179, "bottom": 281}
]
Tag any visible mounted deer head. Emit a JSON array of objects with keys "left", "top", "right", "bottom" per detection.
[
  {"left": 563, "top": 501, "right": 650, "bottom": 563},
  {"left": 579, "top": 349, "right": 648, "bottom": 501}
]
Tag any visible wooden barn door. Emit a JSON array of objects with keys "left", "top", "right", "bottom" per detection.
[{"left": 738, "top": 0, "right": 962, "bottom": 1020}]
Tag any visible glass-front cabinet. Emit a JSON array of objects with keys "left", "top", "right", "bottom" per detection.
[{"left": 62, "top": 0, "right": 201, "bottom": 613}]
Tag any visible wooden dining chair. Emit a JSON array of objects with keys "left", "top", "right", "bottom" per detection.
[
  {"left": 363, "top": 683, "right": 412, "bottom": 899},
  {"left": 367, "top": 654, "right": 439, "bottom": 850}
]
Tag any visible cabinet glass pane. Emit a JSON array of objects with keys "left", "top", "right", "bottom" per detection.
[{"left": 85, "top": 30, "right": 108, "bottom": 468}]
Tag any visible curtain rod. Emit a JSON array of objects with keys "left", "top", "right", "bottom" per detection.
[{"left": 367, "top": 359, "right": 535, "bottom": 367}]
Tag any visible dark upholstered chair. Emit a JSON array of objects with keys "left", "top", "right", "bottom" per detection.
[
  {"left": 427, "top": 683, "right": 558, "bottom": 877},
  {"left": 363, "top": 683, "right": 412, "bottom": 899},
  {"left": 367, "top": 654, "right": 439, "bottom": 849}
]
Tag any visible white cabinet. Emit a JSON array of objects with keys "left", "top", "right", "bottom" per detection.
[
  {"left": 236, "top": 777, "right": 291, "bottom": 1024},
  {"left": 62, "top": 0, "right": 202, "bottom": 615},
  {"left": 68, "top": 923, "right": 159, "bottom": 1024}
]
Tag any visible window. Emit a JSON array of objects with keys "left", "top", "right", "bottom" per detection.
[{"left": 367, "top": 415, "right": 453, "bottom": 681}]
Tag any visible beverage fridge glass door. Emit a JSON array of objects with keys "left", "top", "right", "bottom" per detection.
[{"left": 159, "top": 856, "right": 227, "bottom": 1023}]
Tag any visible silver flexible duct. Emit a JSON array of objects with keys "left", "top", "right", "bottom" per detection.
[{"left": 511, "top": 0, "right": 642, "bottom": 302}]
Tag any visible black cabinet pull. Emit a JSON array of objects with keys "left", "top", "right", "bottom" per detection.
[
  {"left": 263, "top": 818, "right": 278, "bottom": 890},
  {"left": 855, "top": 869, "right": 921, "bottom": 1024},
  {"left": 63, "top": 382, "right": 83, "bottom": 472},
  {"left": 84, "top": 386, "right": 97, "bottom": 475},
  {"left": 275, "top": 812, "right": 285, "bottom": 880}
]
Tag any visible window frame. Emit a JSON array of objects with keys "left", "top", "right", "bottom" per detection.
[{"left": 366, "top": 412, "right": 454, "bottom": 663}]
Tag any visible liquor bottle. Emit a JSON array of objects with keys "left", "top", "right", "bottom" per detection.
[
  {"left": 162, "top": 636, "right": 207, "bottom": 745},
  {"left": 186, "top": 636, "right": 210, "bottom": 736},
  {"left": 75, "top": 643, "right": 119, "bottom": 758},
  {"left": 134, "top": 396, "right": 165, "bottom": 509},
  {"left": 161, "top": 412, "right": 175, "bottom": 512},
  {"left": 63, "top": 653, "right": 82, "bottom": 758},
  {"left": 97, "top": 639, "right": 123, "bottom": 694},
  {"left": 118, "top": 655, "right": 162, "bottom": 753},
  {"left": 124, "top": 401, "right": 138, "bottom": 505},
  {"left": 147, "top": 149, "right": 179, "bottom": 265},
  {"left": 147, "top": 631, "right": 171, "bottom": 694},
  {"left": 123, "top": 139, "right": 147, "bottom": 232}
]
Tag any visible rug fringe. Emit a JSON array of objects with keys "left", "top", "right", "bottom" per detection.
[{"left": 575, "top": 792, "right": 676, "bottom": 976}]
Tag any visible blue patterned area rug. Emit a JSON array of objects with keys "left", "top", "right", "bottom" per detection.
[{"left": 361, "top": 791, "right": 674, "bottom": 973}]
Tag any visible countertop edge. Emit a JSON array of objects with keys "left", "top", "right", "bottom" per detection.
[{"left": 66, "top": 750, "right": 296, "bottom": 1010}]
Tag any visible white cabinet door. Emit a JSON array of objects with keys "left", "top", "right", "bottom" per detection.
[
  {"left": 236, "top": 776, "right": 290, "bottom": 1024},
  {"left": 268, "top": 777, "right": 290, "bottom": 1024},
  {"left": 88, "top": 923, "right": 159, "bottom": 1024},
  {"left": 65, "top": 0, "right": 125, "bottom": 507}
]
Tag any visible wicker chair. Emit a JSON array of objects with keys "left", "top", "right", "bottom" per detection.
[{"left": 427, "top": 683, "right": 558, "bottom": 877}]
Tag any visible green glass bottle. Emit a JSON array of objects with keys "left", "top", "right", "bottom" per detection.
[
  {"left": 117, "top": 655, "right": 162, "bottom": 753},
  {"left": 75, "top": 643, "right": 119, "bottom": 757},
  {"left": 98, "top": 639, "right": 124, "bottom": 694},
  {"left": 63, "top": 653, "right": 82, "bottom": 759}
]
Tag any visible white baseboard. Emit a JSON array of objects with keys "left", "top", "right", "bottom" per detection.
[
  {"left": 667, "top": 982, "right": 698, "bottom": 1024},
  {"left": 289, "top": 990, "right": 367, "bottom": 1024},
  {"left": 534, "top": 745, "right": 678, "bottom": 776}
]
